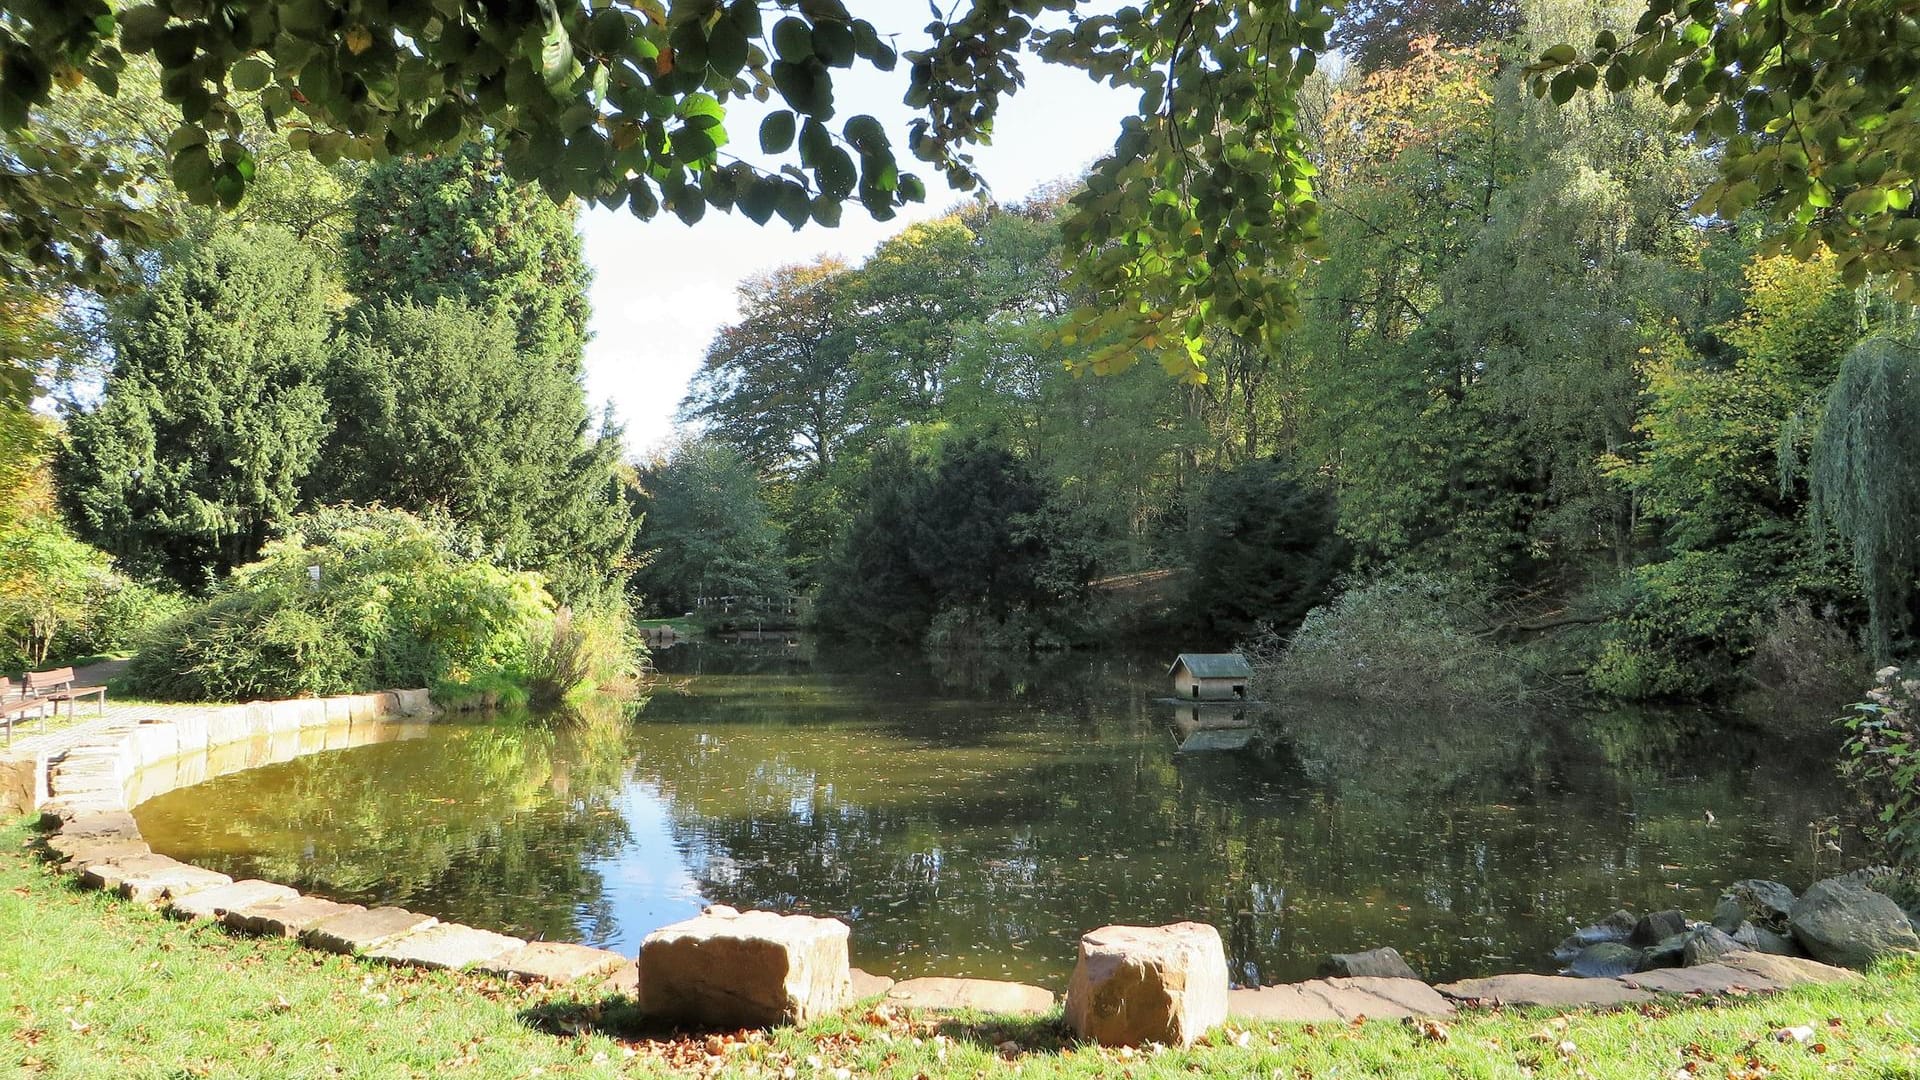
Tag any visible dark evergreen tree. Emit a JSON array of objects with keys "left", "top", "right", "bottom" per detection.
[
  {"left": 322, "top": 150, "right": 632, "bottom": 605},
  {"left": 317, "top": 300, "right": 632, "bottom": 605},
  {"left": 814, "top": 439, "right": 1093, "bottom": 645},
  {"left": 56, "top": 227, "right": 332, "bottom": 589},
  {"left": 343, "top": 145, "right": 591, "bottom": 371},
  {"left": 1186, "top": 458, "right": 1347, "bottom": 639}
]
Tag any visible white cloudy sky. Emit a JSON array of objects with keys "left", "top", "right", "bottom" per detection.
[{"left": 578, "top": 38, "right": 1136, "bottom": 456}]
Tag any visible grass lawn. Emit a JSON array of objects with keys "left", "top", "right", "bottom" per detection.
[{"left": 4, "top": 815, "right": 1920, "bottom": 1079}]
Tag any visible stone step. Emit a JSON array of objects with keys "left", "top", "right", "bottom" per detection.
[
  {"left": 169, "top": 879, "right": 300, "bottom": 923},
  {"left": 886, "top": 977, "right": 1055, "bottom": 1015},
  {"left": 1618, "top": 964, "right": 1776, "bottom": 996},
  {"left": 1230, "top": 977, "right": 1455, "bottom": 1022},
  {"left": 1715, "top": 950, "right": 1859, "bottom": 986},
  {"left": 850, "top": 967, "right": 894, "bottom": 999},
  {"left": 367, "top": 923, "right": 526, "bottom": 971},
  {"left": 302, "top": 906, "right": 438, "bottom": 955},
  {"left": 79, "top": 853, "right": 184, "bottom": 892},
  {"left": 226, "top": 895, "right": 366, "bottom": 939},
  {"left": 118, "top": 862, "right": 233, "bottom": 905},
  {"left": 480, "top": 941, "right": 629, "bottom": 985},
  {"left": 1435, "top": 973, "right": 1655, "bottom": 1008}
]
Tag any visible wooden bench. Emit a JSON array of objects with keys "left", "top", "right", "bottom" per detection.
[
  {"left": 25, "top": 666, "right": 107, "bottom": 721},
  {"left": 0, "top": 676, "right": 53, "bottom": 744}
]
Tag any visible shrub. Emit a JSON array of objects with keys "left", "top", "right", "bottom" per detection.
[
  {"left": 126, "top": 507, "right": 553, "bottom": 701},
  {"left": 1839, "top": 666, "right": 1920, "bottom": 867},
  {"left": 1245, "top": 571, "right": 1539, "bottom": 708},
  {"left": 1587, "top": 550, "right": 1767, "bottom": 700},
  {"left": 519, "top": 603, "right": 646, "bottom": 710},
  {"left": 0, "top": 519, "right": 118, "bottom": 668}
]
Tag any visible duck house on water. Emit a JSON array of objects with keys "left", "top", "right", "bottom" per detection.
[{"left": 1168, "top": 653, "right": 1253, "bottom": 701}]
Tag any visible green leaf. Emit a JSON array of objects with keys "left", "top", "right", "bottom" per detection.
[
  {"left": 229, "top": 57, "right": 272, "bottom": 92},
  {"left": 811, "top": 20, "right": 856, "bottom": 67},
  {"left": 738, "top": 176, "right": 779, "bottom": 224},
  {"left": 760, "top": 110, "right": 796, "bottom": 154},
  {"left": 772, "top": 18, "right": 814, "bottom": 63},
  {"left": 1540, "top": 43, "right": 1578, "bottom": 66},
  {"left": 706, "top": 13, "right": 750, "bottom": 75},
  {"left": 539, "top": 8, "right": 575, "bottom": 89},
  {"left": 1550, "top": 70, "right": 1577, "bottom": 105}
]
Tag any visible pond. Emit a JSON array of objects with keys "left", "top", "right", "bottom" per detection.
[{"left": 133, "top": 641, "right": 1859, "bottom": 988}]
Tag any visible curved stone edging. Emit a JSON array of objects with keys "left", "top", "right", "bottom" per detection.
[
  {"left": 14, "top": 687, "right": 1871, "bottom": 1029},
  {"left": 25, "top": 688, "right": 634, "bottom": 990}
]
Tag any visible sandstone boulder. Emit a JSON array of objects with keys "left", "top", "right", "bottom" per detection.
[
  {"left": 637, "top": 906, "right": 852, "bottom": 1028},
  {"left": 1319, "top": 946, "right": 1418, "bottom": 980},
  {"left": 1789, "top": 878, "right": 1920, "bottom": 969},
  {"left": 1064, "top": 922, "right": 1229, "bottom": 1048}
]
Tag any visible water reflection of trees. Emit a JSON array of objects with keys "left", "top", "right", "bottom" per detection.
[
  {"left": 631, "top": 660, "right": 1853, "bottom": 986},
  {"left": 136, "top": 711, "right": 637, "bottom": 944}
]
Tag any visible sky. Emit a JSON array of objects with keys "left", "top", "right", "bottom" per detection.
[{"left": 578, "top": 36, "right": 1137, "bottom": 457}]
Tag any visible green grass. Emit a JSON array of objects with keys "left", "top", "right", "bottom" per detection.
[{"left": 5, "top": 814, "right": 1920, "bottom": 1078}]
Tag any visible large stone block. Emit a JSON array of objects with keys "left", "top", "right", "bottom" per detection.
[
  {"left": 0, "top": 752, "right": 39, "bottom": 817},
  {"left": 169, "top": 879, "right": 299, "bottom": 922},
  {"left": 228, "top": 895, "right": 365, "bottom": 938},
  {"left": 368, "top": 923, "right": 525, "bottom": 971},
  {"left": 638, "top": 906, "right": 852, "bottom": 1028},
  {"left": 393, "top": 688, "right": 434, "bottom": 716},
  {"left": 886, "top": 977, "right": 1054, "bottom": 1015},
  {"left": 1065, "top": 922, "right": 1229, "bottom": 1048},
  {"left": 1789, "top": 878, "right": 1920, "bottom": 968},
  {"left": 124, "top": 757, "right": 179, "bottom": 806},
  {"left": 1434, "top": 973, "right": 1653, "bottom": 1008},
  {"left": 170, "top": 711, "right": 211, "bottom": 755},
  {"left": 303, "top": 906, "right": 438, "bottom": 954},
  {"left": 244, "top": 700, "right": 280, "bottom": 737},
  {"left": 126, "top": 722, "right": 180, "bottom": 766},
  {"left": 481, "top": 941, "right": 630, "bottom": 985},
  {"left": 120, "top": 862, "right": 233, "bottom": 905},
  {"left": 203, "top": 705, "right": 253, "bottom": 748},
  {"left": 170, "top": 748, "right": 210, "bottom": 790},
  {"left": 79, "top": 853, "right": 183, "bottom": 892},
  {"left": 323, "top": 695, "right": 357, "bottom": 726}
]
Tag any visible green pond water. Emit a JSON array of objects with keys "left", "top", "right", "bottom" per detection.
[{"left": 133, "top": 642, "right": 1859, "bottom": 988}]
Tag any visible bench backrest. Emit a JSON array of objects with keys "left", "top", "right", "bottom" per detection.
[
  {"left": 0, "top": 676, "right": 12, "bottom": 698},
  {"left": 26, "top": 667, "right": 75, "bottom": 692}
]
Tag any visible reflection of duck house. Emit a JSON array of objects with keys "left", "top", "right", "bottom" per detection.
[
  {"left": 1169, "top": 653, "right": 1253, "bottom": 701},
  {"left": 1171, "top": 702, "right": 1255, "bottom": 752}
]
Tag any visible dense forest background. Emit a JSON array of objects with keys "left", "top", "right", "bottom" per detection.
[
  {"left": 4, "top": 0, "right": 1918, "bottom": 720},
  {"left": 641, "top": 0, "right": 1916, "bottom": 715}
]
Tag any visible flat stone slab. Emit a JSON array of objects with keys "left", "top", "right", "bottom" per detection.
[
  {"left": 1618, "top": 963, "right": 1782, "bottom": 996},
  {"left": 479, "top": 941, "right": 628, "bottom": 984},
  {"left": 887, "top": 977, "right": 1054, "bottom": 1015},
  {"left": 47, "top": 837, "right": 151, "bottom": 870},
  {"left": 1435, "top": 974, "right": 1654, "bottom": 1008},
  {"left": 1715, "top": 950, "right": 1859, "bottom": 986},
  {"left": 850, "top": 968, "right": 895, "bottom": 998},
  {"left": 303, "top": 906, "right": 438, "bottom": 954},
  {"left": 1229, "top": 978, "right": 1455, "bottom": 1022},
  {"left": 227, "top": 895, "right": 366, "bottom": 938},
  {"left": 366, "top": 923, "right": 525, "bottom": 971},
  {"left": 598, "top": 962, "right": 640, "bottom": 996},
  {"left": 168, "top": 879, "right": 299, "bottom": 922},
  {"left": 119, "top": 863, "right": 233, "bottom": 905},
  {"left": 53, "top": 810, "right": 141, "bottom": 840},
  {"left": 79, "top": 853, "right": 183, "bottom": 892}
]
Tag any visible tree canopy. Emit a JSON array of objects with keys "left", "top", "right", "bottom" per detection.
[{"left": 5, "top": 0, "right": 1915, "bottom": 384}]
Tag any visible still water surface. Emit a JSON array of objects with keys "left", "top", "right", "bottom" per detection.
[{"left": 134, "top": 642, "right": 1855, "bottom": 987}]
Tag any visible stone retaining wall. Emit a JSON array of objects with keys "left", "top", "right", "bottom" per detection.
[
  {"left": 11, "top": 687, "right": 1874, "bottom": 1037},
  {"left": 20, "top": 688, "right": 632, "bottom": 989}
]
